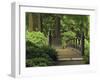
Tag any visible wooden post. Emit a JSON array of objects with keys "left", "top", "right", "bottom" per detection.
[
  {"left": 75, "top": 38, "right": 77, "bottom": 48},
  {"left": 81, "top": 16, "right": 85, "bottom": 56},
  {"left": 48, "top": 29, "right": 52, "bottom": 46},
  {"left": 78, "top": 38, "right": 80, "bottom": 45},
  {"left": 81, "top": 32, "right": 84, "bottom": 56}
]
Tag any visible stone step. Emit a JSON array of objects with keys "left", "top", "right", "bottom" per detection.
[
  {"left": 58, "top": 58, "right": 83, "bottom": 61},
  {"left": 57, "top": 55, "right": 82, "bottom": 58},
  {"left": 57, "top": 60, "right": 84, "bottom": 65}
]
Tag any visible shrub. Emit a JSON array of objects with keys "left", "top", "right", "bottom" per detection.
[
  {"left": 26, "top": 57, "right": 54, "bottom": 67},
  {"left": 42, "top": 46, "right": 58, "bottom": 61},
  {"left": 32, "top": 57, "right": 53, "bottom": 66},
  {"left": 26, "top": 41, "right": 58, "bottom": 67},
  {"left": 26, "top": 59, "right": 34, "bottom": 67},
  {"left": 26, "top": 31, "right": 48, "bottom": 48},
  {"left": 26, "top": 44, "right": 58, "bottom": 61},
  {"left": 83, "top": 39, "right": 90, "bottom": 64},
  {"left": 26, "top": 31, "right": 58, "bottom": 67}
]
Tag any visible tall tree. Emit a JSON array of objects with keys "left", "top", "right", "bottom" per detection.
[
  {"left": 55, "top": 15, "right": 61, "bottom": 46},
  {"left": 28, "top": 13, "right": 33, "bottom": 31},
  {"left": 28, "top": 13, "right": 42, "bottom": 31}
]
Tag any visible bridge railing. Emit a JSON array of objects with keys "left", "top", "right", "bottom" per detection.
[{"left": 66, "top": 33, "right": 84, "bottom": 56}]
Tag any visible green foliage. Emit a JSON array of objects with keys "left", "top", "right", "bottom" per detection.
[
  {"left": 61, "top": 31, "right": 76, "bottom": 48},
  {"left": 26, "top": 13, "right": 90, "bottom": 65},
  {"left": 26, "top": 57, "right": 53, "bottom": 67},
  {"left": 26, "top": 31, "right": 48, "bottom": 48},
  {"left": 26, "top": 43, "right": 58, "bottom": 61},
  {"left": 84, "top": 39, "right": 90, "bottom": 64},
  {"left": 26, "top": 31, "right": 58, "bottom": 67},
  {"left": 42, "top": 14, "right": 55, "bottom": 36},
  {"left": 26, "top": 40, "right": 58, "bottom": 67},
  {"left": 61, "top": 31, "right": 76, "bottom": 40},
  {"left": 42, "top": 46, "right": 58, "bottom": 61},
  {"left": 26, "top": 59, "right": 34, "bottom": 67},
  {"left": 26, "top": 46, "right": 51, "bottom": 59},
  {"left": 61, "top": 15, "right": 79, "bottom": 32},
  {"left": 61, "top": 15, "right": 90, "bottom": 37}
]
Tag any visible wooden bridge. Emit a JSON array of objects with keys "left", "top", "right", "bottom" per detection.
[{"left": 56, "top": 47, "right": 84, "bottom": 65}]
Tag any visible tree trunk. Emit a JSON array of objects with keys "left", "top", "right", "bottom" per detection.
[
  {"left": 55, "top": 15, "right": 61, "bottom": 46},
  {"left": 32, "top": 14, "right": 38, "bottom": 31},
  {"left": 28, "top": 13, "right": 33, "bottom": 31},
  {"left": 38, "top": 13, "right": 42, "bottom": 31},
  {"left": 48, "top": 29, "right": 52, "bottom": 46},
  {"left": 28, "top": 13, "right": 41, "bottom": 32},
  {"left": 39, "top": 14, "right": 43, "bottom": 32}
]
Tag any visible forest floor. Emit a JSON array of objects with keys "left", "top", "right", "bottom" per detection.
[{"left": 56, "top": 47, "right": 84, "bottom": 65}]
